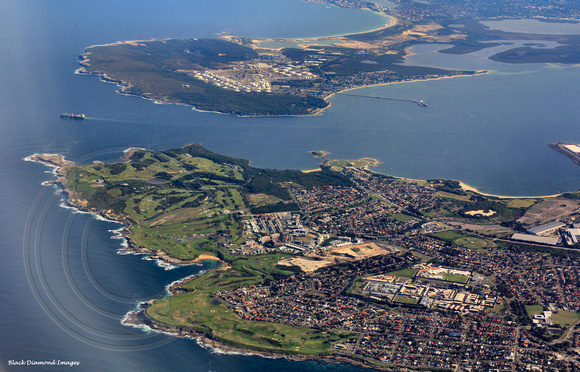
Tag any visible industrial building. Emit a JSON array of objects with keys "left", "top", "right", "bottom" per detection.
[
  {"left": 511, "top": 233, "right": 561, "bottom": 246},
  {"left": 527, "top": 221, "right": 565, "bottom": 235}
]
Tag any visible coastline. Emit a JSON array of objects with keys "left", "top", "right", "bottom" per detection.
[
  {"left": 121, "top": 311, "right": 393, "bottom": 371},
  {"left": 78, "top": 64, "right": 328, "bottom": 118},
  {"left": 122, "top": 308, "right": 340, "bottom": 367},
  {"left": 458, "top": 181, "right": 561, "bottom": 199},
  {"left": 250, "top": 13, "right": 397, "bottom": 44},
  {"left": 322, "top": 70, "right": 489, "bottom": 103},
  {"left": 79, "top": 13, "right": 487, "bottom": 119},
  {"left": 25, "top": 153, "right": 227, "bottom": 268},
  {"left": 79, "top": 51, "right": 481, "bottom": 119},
  {"left": 26, "top": 149, "right": 570, "bottom": 370},
  {"left": 122, "top": 279, "right": 394, "bottom": 372}
]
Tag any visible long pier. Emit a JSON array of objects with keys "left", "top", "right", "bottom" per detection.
[{"left": 335, "top": 92, "right": 427, "bottom": 108}]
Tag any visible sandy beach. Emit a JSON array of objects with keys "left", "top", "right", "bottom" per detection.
[
  {"left": 458, "top": 181, "right": 562, "bottom": 199},
  {"left": 323, "top": 70, "right": 489, "bottom": 103},
  {"left": 237, "top": 13, "right": 397, "bottom": 47}
]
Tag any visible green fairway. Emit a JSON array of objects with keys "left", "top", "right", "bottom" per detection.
[
  {"left": 63, "top": 144, "right": 353, "bottom": 261},
  {"left": 146, "top": 252, "right": 357, "bottom": 355},
  {"left": 438, "top": 191, "right": 471, "bottom": 202}
]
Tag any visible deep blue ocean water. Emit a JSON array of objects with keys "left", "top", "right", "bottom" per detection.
[{"left": 0, "top": 1, "right": 579, "bottom": 371}]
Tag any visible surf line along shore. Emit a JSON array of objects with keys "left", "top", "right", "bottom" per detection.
[
  {"left": 77, "top": 10, "right": 483, "bottom": 118},
  {"left": 25, "top": 149, "right": 382, "bottom": 368},
  {"left": 27, "top": 149, "right": 565, "bottom": 370},
  {"left": 24, "top": 152, "right": 228, "bottom": 268},
  {"left": 121, "top": 303, "right": 376, "bottom": 370},
  {"left": 76, "top": 14, "right": 397, "bottom": 118}
]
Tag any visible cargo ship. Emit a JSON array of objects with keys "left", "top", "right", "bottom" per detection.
[{"left": 60, "top": 113, "right": 85, "bottom": 119}]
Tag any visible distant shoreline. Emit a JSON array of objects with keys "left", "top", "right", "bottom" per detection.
[
  {"left": 323, "top": 70, "right": 488, "bottom": 103},
  {"left": 252, "top": 13, "right": 397, "bottom": 44},
  {"left": 79, "top": 13, "right": 484, "bottom": 118}
]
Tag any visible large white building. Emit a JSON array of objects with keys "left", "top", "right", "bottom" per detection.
[
  {"left": 527, "top": 221, "right": 565, "bottom": 235},
  {"left": 511, "top": 233, "right": 560, "bottom": 246}
]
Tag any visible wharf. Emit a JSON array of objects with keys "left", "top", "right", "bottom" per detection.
[{"left": 335, "top": 92, "right": 427, "bottom": 108}]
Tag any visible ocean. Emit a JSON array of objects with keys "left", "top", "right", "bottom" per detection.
[{"left": 0, "top": 0, "right": 579, "bottom": 371}]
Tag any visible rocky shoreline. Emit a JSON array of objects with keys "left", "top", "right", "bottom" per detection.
[
  {"left": 25, "top": 153, "right": 225, "bottom": 268},
  {"left": 119, "top": 268, "right": 402, "bottom": 372},
  {"left": 122, "top": 287, "right": 400, "bottom": 372},
  {"left": 27, "top": 152, "right": 407, "bottom": 371}
]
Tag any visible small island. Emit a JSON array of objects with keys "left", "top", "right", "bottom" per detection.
[{"left": 28, "top": 144, "right": 580, "bottom": 370}]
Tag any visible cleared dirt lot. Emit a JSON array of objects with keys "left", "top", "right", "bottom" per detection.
[
  {"left": 278, "top": 242, "right": 396, "bottom": 272},
  {"left": 517, "top": 198, "right": 580, "bottom": 226}
]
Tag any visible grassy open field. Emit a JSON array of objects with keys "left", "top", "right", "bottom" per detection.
[
  {"left": 430, "top": 230, "right": 491, "bottom": 249},
  {"left": 525, "top": 305, "right": 544, "bottom": 317},
  {"left": 453, "top": 237, "right": 490, "bottom": 250},
  {"left": 506, "top": 199, "right": 537, "bottom": 208},
  {"left": 438, "top": 191, "right": 471, "bottom": 202},
  {"left": 489, "top": 303, "right": 505, "bottom": 314},
  {"left": 146, "top": 252, "right": 357, "bottom": 355},
  {"left": 386, "top": 268, "right": 418, "bottom": 278},
  {"left": 64, "top": 144, "right": 353, "bottom": 261},
  {"left": 393, "top": 296, "right": 419, "bottom": 305},
  {"left": 323, "top": 158, "right": 379, "bottom": 171},
  {"left": 441, "top": 273, "right": 470, "bottom": 283},
  {"left": 431, "top": 230, "right": 464, "bottom": 241},
  {"left": 552, "top": 311, "right": 580, "bottom": 327},
  {"left": 388, "top": 213, "right": 415, "bottom": 222}
]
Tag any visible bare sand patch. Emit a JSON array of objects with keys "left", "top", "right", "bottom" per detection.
[
  {"left": 278, "top": 257, "right": 333, "bottom": 272},
  {"left": 465, "top": 210, "right": 496, "bottom": 217},
  {"left": 333, "top": 40, "right": 380, "bottom": 49},
  {"left": 278, "top": 242, "right": 395, "bottom": 272}
]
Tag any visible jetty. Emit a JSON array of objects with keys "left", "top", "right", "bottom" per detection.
[{"left": 335, "top": 92, "right": 427, "bottom": 108}]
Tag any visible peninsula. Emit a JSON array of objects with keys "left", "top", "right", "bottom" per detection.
[
  {"left": 29, "top": 144, "right": 580, "bottom": 370},
  {"left": 78, "top": 16, "right": 479, "bottom": 116},
  {"left": 79, "top": 1, "right": 580, "bottom": 117}
]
